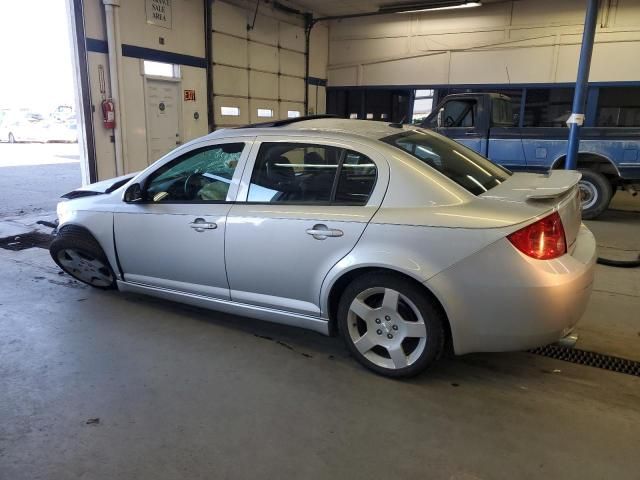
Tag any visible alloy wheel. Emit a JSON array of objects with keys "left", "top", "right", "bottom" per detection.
[
  {"left": 57, "top": 248, "right": 114, "bottom": 287},
  {"left": 347, "top": 287, "right": 427, "bottom": 370}
]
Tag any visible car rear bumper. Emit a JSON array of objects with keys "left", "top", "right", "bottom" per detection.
[{"left": 425, "top": 224, "right": 597, "bottom": 355}]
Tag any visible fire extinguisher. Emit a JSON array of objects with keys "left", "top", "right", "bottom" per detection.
[
  {"left": 101, "top": 99, "right": 116, "bottom": 129},
  {"left": 98, "top": 65, "right": 115, "bottom": 129}
]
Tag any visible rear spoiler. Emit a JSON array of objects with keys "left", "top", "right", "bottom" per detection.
[
  {"left": 526, "top": 187, "right": 579, "bottom": 200},
  {"left": 481, "top": 170, "right": 581, "bottom": 203}
]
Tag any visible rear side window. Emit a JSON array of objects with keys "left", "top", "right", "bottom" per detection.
[
  {"left": 247, "top": 143, "right": 376, "bottom": 205},
  {"left": 381, "top": 130, "right": 510, "bottom": 195},
  {"left": 335, "top": 151, "right": 377, "bottom": 204}
]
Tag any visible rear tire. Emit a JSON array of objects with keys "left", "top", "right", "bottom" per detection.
[
  {"left": 337, "top": 272, "right": 445, "bottom": 378},
  {"left": 578, "top": 169, "right": 612, "bottom": 220},
  {"left": 50, "top": 226, "right": 117, "bottom": 289}
]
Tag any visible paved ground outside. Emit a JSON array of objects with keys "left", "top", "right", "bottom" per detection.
[{"left": 0, "top": 143, "right": 80, "bottom": 218}]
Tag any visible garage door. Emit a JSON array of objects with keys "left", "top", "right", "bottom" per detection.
[{"left": 212, "top": 1, "right": 306, "bottom": 128}]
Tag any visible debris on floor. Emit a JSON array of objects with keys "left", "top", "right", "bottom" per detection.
[
  {"left": 254, "top": 333, "right": 313, "bottom": 359},
  {"left": 0, "top": 231, "right": 51, "bottom": 251}
]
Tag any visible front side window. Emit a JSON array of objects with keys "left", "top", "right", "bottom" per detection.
[
  {"left": 425, "top": 99, "right": 476, "bottom": 129},
  {"left": 381, "top": 129, "right": 510, "bottom": 195},
  {"left": 442, "top": 100, "right": 475, "bottom": 127},
  {"left": 145, "top": 143, "right": 244, "bottom": 202},
  {"left": 247, "top": 143, "right": 376, "bottom": 205}
]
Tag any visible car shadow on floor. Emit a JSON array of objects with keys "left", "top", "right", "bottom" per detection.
[{"left": 110, "top": 288, "right": 567, "bottom": 385}]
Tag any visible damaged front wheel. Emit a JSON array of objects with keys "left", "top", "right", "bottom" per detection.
[{"left": 50, "top": 226, "right": 117, "bottom": 289}]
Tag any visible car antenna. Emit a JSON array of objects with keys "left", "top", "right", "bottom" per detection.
[{"left": 388, "top": 116, "right": 405, "bottom": 128}]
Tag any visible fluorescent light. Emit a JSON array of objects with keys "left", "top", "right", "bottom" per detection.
[
  {"left": 379, "top": 1, "right": 482, "bottom": 14},
  {"left": 400, "top": 2, "right": 481, "bottom": 12}
]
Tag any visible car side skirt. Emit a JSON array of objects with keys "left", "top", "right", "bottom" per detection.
[{"left": 117, "top": 281, "right": 331, "bottom": 335}]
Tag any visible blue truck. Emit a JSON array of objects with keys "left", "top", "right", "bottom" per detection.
[{"left": 421, "top": 92, "right": 640, "bottom": 219}]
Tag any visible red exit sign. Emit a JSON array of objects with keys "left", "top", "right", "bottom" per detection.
[{"left": 183, "top": 89, "right": 196, "bottom": 101}]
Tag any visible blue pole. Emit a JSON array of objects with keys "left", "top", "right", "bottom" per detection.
[{"left": 566, "top": 0, "right": 599, "bottom": 170}]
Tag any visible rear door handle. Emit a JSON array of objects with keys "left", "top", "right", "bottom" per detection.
[
  {"left": 306, "top": 224, "right": 343, "bottom": 240},
  {"left": 190, "top": 218, "right": 217, "bottom": 232}
]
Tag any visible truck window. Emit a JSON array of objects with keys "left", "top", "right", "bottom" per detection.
[
  {"left": 523, "top": 88, "right": 573, "bottom": 127},
  {"left": 597, "top": 87, "right": 640, "bottom": 127},
  {"left": 491, "top": 98, "right": 516, "bottom": 127},
  {"left": 381, "top": 129, "right": 511, "bottom": 196},
  {"left": 442, "top": 100, "right": 475, "bottom": 127},
  {"left": 426, "top": 99, "right": 476, "bottom": 128}
]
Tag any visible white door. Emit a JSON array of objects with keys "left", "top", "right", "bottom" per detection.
[{"left": 146, "top": 79, "right": 180, "bottom": 162}]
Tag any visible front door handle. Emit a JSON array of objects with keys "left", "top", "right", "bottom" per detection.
[
  {"left": 306, "top": 224, "right": 343, "bottom": 240},
  {"left": 190, "top": 218, "right": 217, "bottom": 232}
]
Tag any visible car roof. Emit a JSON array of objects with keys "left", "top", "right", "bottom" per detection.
[{"left": 204, "top": 118, "right": 412, "bottom": 143}]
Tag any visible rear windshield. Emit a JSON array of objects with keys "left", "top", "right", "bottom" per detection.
[{"left": 381, "top": 129, "right": 511, "bottom": 195}]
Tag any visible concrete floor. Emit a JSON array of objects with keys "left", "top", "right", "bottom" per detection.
[
  {"left": 1, "top": 247, "right": 639, "bottom": 480},
  {"left": 1, "top": 148, "right": 639, "bottom": 479},
  {"left": 581, "top": 209, "right": 640, "bottom": 361}
]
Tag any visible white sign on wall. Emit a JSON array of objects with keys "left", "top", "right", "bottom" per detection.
[{"left": 146, "top": 0, "right": 172, "bottom": 29}]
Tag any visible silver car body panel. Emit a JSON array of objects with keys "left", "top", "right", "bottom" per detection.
[
  {"left": 68, "top": 172, "right": 137, "bottom": 194},
  {"left": 225, "top": 135, "right": 390, "bottom": 316},
  {"left": 117, "top": 280, "right": 330, "bottom": 334},
  {"left": 112, "top": 138, "right": 253, "bottom": 298},
  {"left": 55, "top": 120, "right": 596, "bottom": 354},
  {"left": 426, "top": 225, "right": 596, "bottom": 354},
  {"left": 114, "top": 205, "right": 231, "bottom": 299}
]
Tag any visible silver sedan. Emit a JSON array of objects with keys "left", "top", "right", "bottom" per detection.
[{"left": 50, "top": 118, "right": 596, "bottom": 377}]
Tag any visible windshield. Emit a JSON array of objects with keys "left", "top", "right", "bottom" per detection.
[{"left": 381, "top": 129, "right": 511, "bottom": 195}]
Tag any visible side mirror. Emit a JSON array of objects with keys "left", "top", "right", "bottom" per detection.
[
  {"left": 123, "top": 183, "right": 143, "bottom": 203},
  {"left": 437, "top": 108, "right": 444, "bottom": 128}
]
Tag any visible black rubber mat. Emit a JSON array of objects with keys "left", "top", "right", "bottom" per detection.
[
  {"left": 0, "top": 231, "right": 51, "bottom": 251},
  {"left": 530, "top": 345, "right": 640, "bottom": 377}
]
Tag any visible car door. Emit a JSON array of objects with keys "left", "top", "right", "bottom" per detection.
[
  {"left": 225, "top": 136, "right": 389, "bottom": 316},
  {"left": 113, "top": 138, "right": 252, "bottom": 299}
]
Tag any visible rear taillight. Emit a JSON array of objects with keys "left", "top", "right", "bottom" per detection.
[{"left": 507, "top": 212, "right": 566, "bottom": 260}]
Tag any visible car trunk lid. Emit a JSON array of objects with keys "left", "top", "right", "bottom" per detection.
[{"left": 480, "top": 170, "right": 582, "bottom": 249}]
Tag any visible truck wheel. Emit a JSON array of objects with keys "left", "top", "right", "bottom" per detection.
[{"left": 578, "top": 169, "right": 613, "bottom": 220}]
